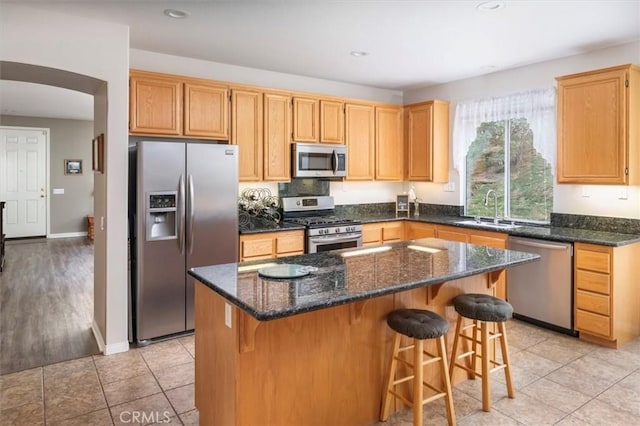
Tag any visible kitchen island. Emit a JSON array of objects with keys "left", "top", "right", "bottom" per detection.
[{"left": 189, "top": 238, "right": 539, "bottom": 426}]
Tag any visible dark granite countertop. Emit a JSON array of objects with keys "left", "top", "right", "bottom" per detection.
[
  {"left": 189, "top": 238, "right": 540, "bottom": 321},
  {"left": 238, "top": 211, "right": 640, "bottom": 246},
  {"left": 338, "top": 213, "right": 640, "bottom": 247},
  {"left": 239, "top": 216, "right": 305, "bottom": 234}
]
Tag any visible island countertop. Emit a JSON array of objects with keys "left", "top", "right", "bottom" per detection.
[{"left": 188, "top": 238, "right": 540, "bottom": 321}]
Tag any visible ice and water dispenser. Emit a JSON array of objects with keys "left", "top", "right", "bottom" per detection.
[{"left": 146, "top": 192, "right": 178, "bottom": 241}]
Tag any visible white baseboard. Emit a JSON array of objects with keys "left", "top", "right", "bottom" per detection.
[
  {"left": 92, "top": 319, "right": 130, "bottom": 355},
  {"left": 105, "top": 340, "right": 130, "bottom": 355},
  {"left": 48, "top": 232, "right": 87, "bottom": 239},
  {"left": 91, "top": 319, "right": 106, "bottom": 353}
]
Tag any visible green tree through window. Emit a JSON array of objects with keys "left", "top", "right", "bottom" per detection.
[{"left": 465, "top": 118, "right": 553, "bottom": 222}]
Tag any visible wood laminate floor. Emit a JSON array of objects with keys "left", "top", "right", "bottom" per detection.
[{"left": 0, "top": 237, "right": 99, "bottom": 375}]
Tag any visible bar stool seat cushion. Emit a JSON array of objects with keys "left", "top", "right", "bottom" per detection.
[
  {"left": 453, "top": 293, "right": 513, "bottom": 322},
  {"left": 386, "top": 309, "right": 449, "bottom": 340}
]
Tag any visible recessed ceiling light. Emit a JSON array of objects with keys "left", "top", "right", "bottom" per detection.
[
  {"left": 477, "top": 1, "right": 505, "bottom": 11},
  {"left": 350, "top": 51, "right": 369, "bottom": 57},
  {"left": 164, "top": 9, "right": 190, "bottom": 19}
]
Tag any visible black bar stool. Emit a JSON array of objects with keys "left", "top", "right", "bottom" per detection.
[
  {"left": 449, "top": 293, "right": 514, "bottom": 412},
  {"left": 380, "top": 309, "right": 456, "bottom": 426}
]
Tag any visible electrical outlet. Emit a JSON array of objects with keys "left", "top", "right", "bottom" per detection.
[
  {"left": 443, "top": 182, "right": 455, "bottom": 192},
  {"left": 225, "top": 303, "right": 232, "bottom": 328},
  {"left": 581, "top": 187, "right": 591, "bottom": 198},
  {"left": 618, "top": 187, "right": 628, "bottom": 200}
]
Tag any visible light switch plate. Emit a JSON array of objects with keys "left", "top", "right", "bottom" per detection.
[
  {"left": 443, "top": 182, "right": 455, "bottom": 192},
  {"left": 581, "top": 187, "right": 591, "bottom": 198},
  {"left": 52, "top": 188, "right": 64, "bottom": 195}
]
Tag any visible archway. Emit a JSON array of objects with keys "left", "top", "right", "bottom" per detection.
[{"left": 1, "top": 61, "right": 110, "bottom": 364}]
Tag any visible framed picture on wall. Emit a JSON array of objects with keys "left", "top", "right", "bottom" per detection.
[
  {"left": 64, "top": 159, "right": 83, "bottom": 175},
  {"left": 92, "top": 133, "right": 104, "bottom": 173}
]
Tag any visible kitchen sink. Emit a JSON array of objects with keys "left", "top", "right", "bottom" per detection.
[{"left": 454, "top": 219, "right": 522, "bottom": 230}]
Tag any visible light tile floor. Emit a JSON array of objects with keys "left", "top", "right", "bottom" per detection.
[{"left": 1, "top": 320, "right": 639, "bottom": 425}]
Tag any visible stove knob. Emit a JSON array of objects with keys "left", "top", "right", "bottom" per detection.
[
  {"left": 335, "top": 228, "right": 340, "bottom": 233},
  {"left": 296, "top": 201, "right": 301, "bottom": 206},
  {"left": 324, "top": 229, "right": 329, "bottom": 235}
]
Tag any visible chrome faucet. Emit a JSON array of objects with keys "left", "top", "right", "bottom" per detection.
[{"left": 484, "top": 189, "right": 499, "bottom": 224}]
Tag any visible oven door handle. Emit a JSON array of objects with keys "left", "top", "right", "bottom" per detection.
[{"left": 309, "top": 234, "right": 362, "bottom": 243}]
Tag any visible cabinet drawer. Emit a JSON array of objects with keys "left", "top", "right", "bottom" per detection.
[
  {"left": 576, "top": 290, "right": 610, "bottom": 316},
  {"left": 575, "top": 249, "right": 611, "bottom": 274},
  {"left": 276, "top": 234, "right": 304, "bottom": 255},
  {"left": 575, "top": 269, "right": 610, "bottom": 294},
  {"left": 382, "top": 224, "right": 403, "bottom": 241},
  {"left": 576, "top": 309, "right": 611, "bottom": 338},
  {"left": 241, "top": 238, "right": 273, "bottom": 258}
]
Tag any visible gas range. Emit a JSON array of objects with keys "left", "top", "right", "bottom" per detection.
[{"left": 281, "top": 196, "right": 363, "bottom": 253}]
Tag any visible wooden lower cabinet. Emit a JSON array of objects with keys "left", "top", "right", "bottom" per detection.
[
  {"left": 574, "top": 242, "right": 640, "bottom": 348},
  {"left": 239, "top": 230, "right": 304, "bottom": 262},
  {"left": 405, "top": 221, "right": 436, "bottom": 240},
  {"left": 435, "top": 225, "right": 507, "bottom": 299},
  {"left": 362, "top": 221, "right": 404, "bottom": 247}
]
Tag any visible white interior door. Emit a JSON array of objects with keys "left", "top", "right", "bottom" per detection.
[{"left": 0, "top": 127, "right": 47, "bottom": 238}]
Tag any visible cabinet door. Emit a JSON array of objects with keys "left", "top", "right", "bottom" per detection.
[
  {"left": 264, "top": 92, "right": 292, "bottom": 181},
  {"left": 232, "top": 89, "right": 263, "bottom": 181},
  {"left": 320, "top": 100, "right": 344, "bottom": 144},
  {"left": 406, "top": 103, "right": 433, "bottom": 181},
  {"left": 184, "top": 83, "right": 229, "bottom": 139},
  {"left": 345, "top": 103, "right": 375, "bottom": 180},
  {"left": 275, "top": 231, "right": 305, "bottom": 257},
  {"left": 362, "top": 223, "right": 383, "bottom": 247},
  {"left": 382, "top": 222, "right": 404, "bottom": 242},
  {"left": 292, "top": 97, "right": 319, "bottom": 142},
  {"left": 557, "top": 68, "right": 627, "bottom": 184},
  {"left": 405, "top": 222, "right": 436, "bottom": 240},
  {"left": 376, "top": 106, "right": 403, "bottom": 180},
  {"left": 130, "top": 74, "right": 182, "bottom": 135},
  {"left": 405, "top": 101, "right": 449, "bottom": 182}
]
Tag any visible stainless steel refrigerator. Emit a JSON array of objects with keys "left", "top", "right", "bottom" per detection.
[{"left": 128, "top": 140, "right": 238, "bottom": 343}]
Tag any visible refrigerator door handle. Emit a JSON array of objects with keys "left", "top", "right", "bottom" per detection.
[
  {"left": 188, "top": 174, "right": 195, "bottom": 255},
  {"left": 178, "top": 174, "right": 186, "bottom": 255}
]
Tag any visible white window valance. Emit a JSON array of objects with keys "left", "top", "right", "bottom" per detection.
[{"left": 452, "top": 88, "right": 557, "bottom": 174}]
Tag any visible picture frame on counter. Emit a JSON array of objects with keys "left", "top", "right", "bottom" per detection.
[
  {"left": 64, "top": 159, "right": 83, "bottom": 175},
  {"left": 396, "top": 194, "right": 410, "bottom": 217}
]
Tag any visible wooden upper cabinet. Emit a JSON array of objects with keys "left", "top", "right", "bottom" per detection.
[
  {"left": 345, "top": 103, "right": 375, "bottom": 180},
  {"left": 320, "top": 100, "right": 345, "bottom": 144},
  {"left": 231, "top": 89, "right": 263, "bottom": 181},
  {"left": 556, "top": 64, "right": 640, "bottom": 185},
  {"left": 292, "top": 97, "right": 319, "bottom": 142},
  {"left": 263, "top": 92, "right": 292, "bottom": 181},
  {"left": 405, "top": 100, "right": 449, "bottom": 182},
  {"left": 130, "top": 73, "right": 182, "bottom": 135},
  {"left": 129, "top": 70, "right": 230, "bottom": 140},
  {"left": 375, "top": 106, "right": 403, "bottom": 180},
  {"left": 184, "top": 83, "right": 229, "bottom": 139}
]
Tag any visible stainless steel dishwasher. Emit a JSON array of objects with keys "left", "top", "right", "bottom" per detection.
[{"left": 507, "top": 237, "right": 576, "bottom": 335}]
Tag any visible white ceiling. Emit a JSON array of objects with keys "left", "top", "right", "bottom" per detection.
[{"left": 2, "top": 0, "right": 639, "bottom": 121}]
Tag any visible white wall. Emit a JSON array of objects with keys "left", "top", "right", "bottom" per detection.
[
  {"left": 1, "top": 4, "right": 130, "bottom": 353},
  {"left": 403, "top": 41, "right": 640, "bottom": 219},
  {"left": 131, "top": 49, "right": 402, "bottom": 105}
]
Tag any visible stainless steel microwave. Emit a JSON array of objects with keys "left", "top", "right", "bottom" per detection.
[{"left": 292, "top": 143, "right": 347, "bottom": 178}]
